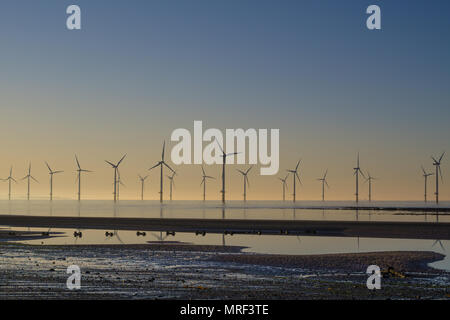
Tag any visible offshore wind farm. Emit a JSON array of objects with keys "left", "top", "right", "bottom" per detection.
[{"left": 1, "top": 0, "right": 450, "bottom": 302}]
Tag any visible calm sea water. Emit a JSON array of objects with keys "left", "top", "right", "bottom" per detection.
[
  {"left": 1, "top": 200, "right": 449, "bottom": 271},
  {"left": 0, "top": 200, "right": 449, "bottom": 222}
]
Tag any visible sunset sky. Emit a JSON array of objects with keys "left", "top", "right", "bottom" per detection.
[{"left": 0, "top": 0, "right": 449, "bottom": 201}]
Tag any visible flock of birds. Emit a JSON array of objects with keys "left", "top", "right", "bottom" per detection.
[{"left": 0, "top": 141, "right": 446, "bottom": 205}]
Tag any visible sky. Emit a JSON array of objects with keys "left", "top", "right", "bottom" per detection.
[{"left": 0, "top": 0, "right": 449, "bottom": 201}]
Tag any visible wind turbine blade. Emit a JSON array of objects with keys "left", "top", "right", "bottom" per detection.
[
  {"left": 215, "top": 140, "right": 224, "bottom": 155},
  {"left": 246, "top": 166, "right": 253, "bottom": 174},
  {"left": 117, "top": 154, "right": 127, "bottom": 166},
  {"left": 162, "top": 161, "right": 175, "bottom": 173},
  {"left": 12, "top": 178, "right": 17, "bottom": 183},
  {"left": 54, "top": 171, "right": 64, "bottom": 174},
  {"left": 205, "top": 175, "right": 215, "bottom": 179},
  {"left": 324, "top": 169, "right": 328, "bottom": 179},
  {"left": 161, "top": 141, "right": 166, "bottom": 161},
  {"left": 105, "top": 160, "right": 115, "bottom": 167},
  {"left": 439, "top": 152, "right": 445, "bottom": 162},
  {"left": 138, "top": 174, "right": 143, "bottom": 180},
  {"left": 360, "top": 170, "right": 367, "bottom": 179},
  {"left": 246, "top": 175, "right": 250, "bottom": 188},
  {"left": 295, "top": 160, "right": 301, "bottom": 171},
  {"left": 421, "top": 165, "right": 426, "bottom": 175},
  {"left": 226, "top": 152, "right": 239, "bottom": 156},
  {"left": 431, "top": 156, "right": 438, "bottom": 163},
  {"left": 325, "top": 180, "right": 330, "bottom": 188},
  {"left": 296, "top": 172, "right": 302, "bottom": 185},
  {"left": 200, "top": 178, "right": 205, "bottom": 186},
  {"left": 201, "top": 166, "right": 206, "bottom": 176},
  {"left": 75, "top": 155, "right": 81, "bottom": 170},
  {"left": 237, "top": 169, "right": 245, "bottom": 175},
  {"left": 45, "top": 161, "right": 51, "bottom": 172},
  {"left": 439, "top": 166, "right": 444, "bottom": 183},
  {"left": 31, "top": 176, "right": 39, "bottom": 183},
  {"left": 148, "top": 162, "right": 161, "bottom": 170}
]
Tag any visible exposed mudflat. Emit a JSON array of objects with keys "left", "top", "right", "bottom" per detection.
[{"left": 0, "top": 243, "right": 448, "bottom": 300}]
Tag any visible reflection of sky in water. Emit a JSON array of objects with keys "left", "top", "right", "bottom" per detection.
[
  {"left": 0, "top": 200, "right": 449, "bottom": 222},
  {"left": 5, "top": 227, "right": 449, "bottom": 272},
  {"left": 1, "top": 200, "right": 448, "bottom": 271}
]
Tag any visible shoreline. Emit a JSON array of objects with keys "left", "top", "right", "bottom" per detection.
[{"left": 1, "top": 215, "right": 449, "bottom": 240}]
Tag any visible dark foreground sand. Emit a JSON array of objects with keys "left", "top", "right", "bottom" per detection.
[{"left": 0, "top": 243, "right": 448, "bottom": 300}]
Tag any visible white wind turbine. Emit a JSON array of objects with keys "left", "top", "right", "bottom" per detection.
[
  {"left": 3, "top": 166, "right": 17, "bottom": 200},
  {"left": 45, "top": 162, "right": 64, "bottom": 201},
  {"left": 364, "top": 171, "right": 376, "bottom": 202},
  {"left": 216, "top": 141, "right": 238, "bottom": 204},
  {"left": 138, "top": 174, "right": 149, "bottom": 200},
  {"left": 75, "top": 155, "right": 93, "bottom": 201},
  {"left": 317, "top": 169, "right": 329, "bottom": 201},
  {"left": 353, "top": 153, "right": 366, "bottom": 203},
  {"left": 421, "top": 166, "right": 434, "bottom": 203},
  {"left": 149, "top": 141, "right": 175, "bottom": 203},
  {"left": 287, "top": 160, "right": 302, "bottom": 202},
  {"left": 21, "top": 163, "right": 38, "bottom": 200},
  {"left": 278, "top": 174, "right": 288, "bottom": 201},
  {"left": 105, "top": 154, "right": 126, "bottom": 202},
  {"left": 431, "top": 152, "right": 444, "bottom": 204},
  {"left": 237, "top": 166, "right": 253, "bottom": 202},
  {"left": 200, "top": 166, "right": 215, "bottom": 201},
  {"left": 166, "top": 171, "right": 176, "bottom": 201}
]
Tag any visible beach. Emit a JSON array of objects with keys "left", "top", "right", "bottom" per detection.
[{"left": 0, "top": 242, "right": 448, "bottom": 300}]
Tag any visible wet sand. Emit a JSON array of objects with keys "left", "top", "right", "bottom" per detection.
[
  {"left": 0, "top": 215, "right": 449, "bottom": 240},
  {"left": 0, "top": 242, "right": 448, "bottom": 300}
]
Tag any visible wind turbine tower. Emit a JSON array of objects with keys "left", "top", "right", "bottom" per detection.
[
  {"left": 105, "top": 154, "right": 126, "bottom": 202},
  {"left": 45, "top": 162, "right": 63, "bottom": 201},
  {"left": 149, "top": 141, "right": 175, "bottom": 203},
  {"left": 317, "top": 169, "right": 329, "bottom": 201},
  {"left": 200, "top": 166, "right": 215, "bottom": 201},
  {"left": 287, "top": 160, "right": 302, "bottom": 202},
  {"left": 421, "top": 166, "right": 433, "bottom": 203},
  {"left": 353, "top": 153, "right": 366, "bottom": 203},
  {"left": 21, "top": 163, "right": 38, "bottom": 200},
  {"left": 431, "top": 152, "right": 445, "bottom": 204},
  {"left": 237, "top": 166, "right": 253, "bottom": 202}
]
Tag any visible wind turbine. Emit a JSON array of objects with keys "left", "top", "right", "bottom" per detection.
[
  {"left": 421, "top": 166, "right": 434, "bottom": 203},
  {"left": 105, "top": 154, "right": 126, "bottom": 202},
  {"left": 216, "top": 141, "right": 238, "bottom": 204},
  {"left": 166, "top": 171, "right": 176, "bottom": 201},
  {"left": 149, "top": 141, "right": 175, "bottom": 203},
  {"left": 138, "top": 174, "right": 148, "bottom": 200},
  {"left": 278, "top": 174, "right": 289, "bottom": 201},
  {"left": 21, "top": 163, "right": 38, "bottom": 200},
  {"left": 431, "top": 152, "right": 445, "bottom": 204},
  {"left": 115, "top": 169, "right": 125, "bottom": 201},
  {"left": 3, "top": 166, "right": 17, "bottom": 200},
  {"left": 45, "top": 162, "right": 63, "bottom": 201},
  {"left": 317, "top": 169, "right": 329, "bottom": 201},
  {"left": 200, "top": 166, "right": 215, "bottom": 201},
  {"left": 237, "top": 166, "right": 253, "bottom": 201},
  {"left": 75, "top": 155, "right": 93, "bottom": 201},
  {"left": 353, "top": 153, "right": 366, "bottom": 203},
  {"left": 365, "top": 171, "right": 376, "bottom": 202},
  {"left": 287, "top": 160, "right": 302, "bottom": 202}
]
